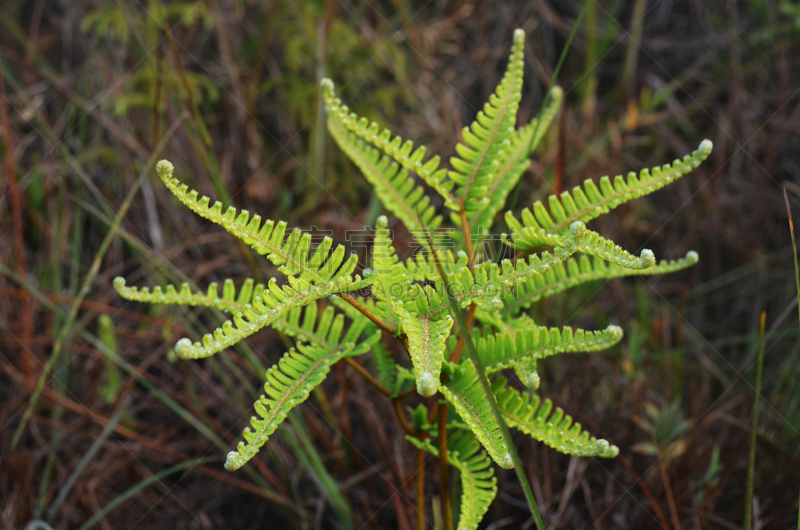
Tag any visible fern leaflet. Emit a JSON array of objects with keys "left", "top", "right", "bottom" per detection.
[
  {"left": 448, "top": 29, "right": 526, "bottom": 212},
  {"left": 440, "top": 360, "right": 513, "bottom": 469},
  {"left": 324, "top": 108, "right": 441, "bottom": 251},
  {"left": 493, "top": 377, "right": 619, "bottom": 458},
  {"left": 394, "top": 294, "right": 453, "bottom": 397},
  {"left": 156, "top": 160, "right": 363, "bottom": 286},
  {"left": 226, "top": 331, "right": 380, "bottom": 470},
  {"left": 321, "top": 79, "right": 459, "bottom": 209},
  {"left": 502, "top": 251, "right": 698, "bottom": 315},
  {"left": 407, "top": 432, "right": 497, "bottom": 530},
  {"left": 507, "top": 139, "right": 712, "bottom": 236},
  {"left": 468, "top": 86, "right": 563, "bottom": 234},
  {"left": 476, "top": 324, "right": 623, "bottom": 376}
]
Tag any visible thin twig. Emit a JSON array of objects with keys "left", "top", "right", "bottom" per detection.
[
  {"left": 344, "top": 357, "right": 391, "bottom": 396},
  {"left": 338, "top": 292, "right": 398, "bottom": 336},
  {"left": 438, "top": 401, "right": 453, "bottom": 530},
  {"left": 416, "top": 447, "right": 426, "bottom": 530}
]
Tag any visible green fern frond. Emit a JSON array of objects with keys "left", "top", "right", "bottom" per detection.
[
  {"left": 112, "top": 276, "right": 262, "bottom": 312},
  {"left": 440, "top": 360, "right": 513, "bottom": 468},
  {"left": 225, "top": 331, "right": 380, "bottom": 471},
  {"left": 394, "top": 295, "right": 453, "bottom": 397},
  {"left": 468, "top": 86, "right": 563, "bottom": 235},
  {"left": 172, "top": 276, "right": 367, "bottom": 359},
  {"left": 321, "top": 79, "right": 459, "bottom": 210},
  {"left": 508, "top": 139, "right": 712, "bottom": 236},
  {"left": 506, "top": 211, "right": 656, "bottom": 270},
  {"left": 371, "top": 216, "right": 406, "bottom": 302},
  {"left": 373, "top": 342, "right": 397, "bottom": 393},
  {"left": 493, "top": 377, "right": 619, "bottom": 458},
  {"left": 448, "top": 29, "right": 526, "bottom": 212},
  {"left": 324, "top": 112, "right": 441, "bottom": 251},
  {"left": 476, "top": 324, "right": 624, "bottom": 375},
  {"left": 272, "top": 301, "right": 373, "bottom": 351},
  {"left": 155, "top": 160, "right": 363, "bottom": 286},
  {"left": 407, "top": 432, "right": 497, "bottom": 530},
  {"left": 430, "top": 223, "right": 586, "bottom": 314},
  {"left": 503, "top": 251, "right": 699, "bottom": 315}
]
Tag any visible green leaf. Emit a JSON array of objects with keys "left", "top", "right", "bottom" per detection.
[
  {"left": 324, "top": 120, "right": 442, "bottom": 250},
  {"left": 321, "top": 79, "right": 458, "bottom": 210},
  {"left": 468, "top": 86, "right": 563, "bottom": 235},
  {"left": 508, "top": 139, "right": 713, "bottom": 236},
  {"left": 113, "top": 276, "right": 262, "bottom": 313},
  {"left": 225, "top": 332, "right": 380, "bottom": 470},
  {"left": 476, "top": 324, "right": 624, "bottom": 375},
  {"left": 407, "top": 431, "right": 497, "bottom": 530},
  {"left": 156, "top": 160, "right": 362, "bottom": 286},
  {"left": 502, "top": 251, "right": 698, "bottom": 315},
  {"left": 169, "top": 276, "right": 368, "bottom": 359},
  {"left": 440, "top": 360, "right": 513, "bottom": 468},
  {"left": 393, "top": 295, "right": 453, "bottom": 397},
  {"left": 448, "top": 29, "right": 527, "bottom": 212},
  {"left": 493, "top": 378, "right": 619, "bottom": 458}
]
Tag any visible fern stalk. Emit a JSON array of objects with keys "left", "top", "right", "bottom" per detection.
[{"left": 431, "top": 256, "right": 546, "bottom": 530}]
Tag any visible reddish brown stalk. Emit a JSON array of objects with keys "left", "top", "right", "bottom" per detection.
[
  {"left": 615, "top": 452, "right": 672, "bottom": 529},
  {"left": 460, "top": 208, "right": 475, "bottom": 267},
  {"left": 438, "top": 401, "right": 453, "bottom": 530},
  {"left": 338, "top": 292, "right": 398, "bottom": 336},
  {"left": 416, "top": 447, "right": 426, "bottom": 530},
  {"left": 0, "top": 74, "right": 33, "bottom": 379},
  {"left": 344, "top": 357, "right": 391, "bottom": 396},
  {"left": 450, "top": 303, "right": 477, "bottom": 364},
  {"left": 392, "top": 399, "right": 422, "bottom": 437}
]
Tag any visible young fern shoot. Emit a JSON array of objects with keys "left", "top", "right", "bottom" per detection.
[{"left": 114, "top": 28, "right": 711, "bottom": 528}]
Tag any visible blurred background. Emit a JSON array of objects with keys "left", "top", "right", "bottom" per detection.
[{"left": 1, "top": 0, "right": 799, "bottom": 528}]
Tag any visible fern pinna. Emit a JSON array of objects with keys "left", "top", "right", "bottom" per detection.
[{"left": 114, "top": 28, "right": 711, "bottom": 528}]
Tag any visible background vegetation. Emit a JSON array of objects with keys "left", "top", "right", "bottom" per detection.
[{"left": 1, "top": 0, "right": 799, "bottom": 528}]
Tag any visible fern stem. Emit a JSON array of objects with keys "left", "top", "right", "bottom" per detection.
[
  {"left": 432, "top": 260, "right": 546, "bottom": 530},
  {"left": 460, "top": 208, "right": 475, "bottom": 268},
  {"left": 338, "top": 292, "right": 398, "bottom": 335},
  {"left": 416, "top": 447, "right": 426, "bottom": 530},
  {"left": 438, "top": 401, "right": 454, "bottom": 530},
  {"left": 450, "top": 303, "right": 477, "bottom": 364},
  {"left": 393, "top": 399, "right": 423, "bottom": 437},
  {"left": 344, "top": 357, "right": 391, "bottom": 396}
]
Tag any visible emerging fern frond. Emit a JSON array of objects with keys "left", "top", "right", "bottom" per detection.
[
  {"left": 448, "top": 29, "right": 526, "bottom": 212},
  {"left": 407, "top": 432, "right": 497, "bottom": 530},
  {"left": 493, "top": 377, "right": 619, "bottom": 458},
  {"left": 323, "top": 101, "right": 442, "bottom": 250},
  {"left": 506, "top": 212, "right": 656, "bottom": 270},
  {"left": 113, "top": 276, "right": 261, "bottom": 312},
  {"left": 173, "top": 276, "right": 369, "bottom": 359},
  {"left": 393, "top": 297, "right": 453, "bottom": 397}
]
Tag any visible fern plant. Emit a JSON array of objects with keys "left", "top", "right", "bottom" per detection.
[{"left": 114, "top": 28, "right": 711, "bottom": 528}]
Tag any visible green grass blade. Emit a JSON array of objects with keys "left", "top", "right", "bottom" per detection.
[
  {"left": 45, "top": 407, "right": 126, "bottom": 523},
  {"left": 76, "top": 457, "right": 216, "bottom": 530},
  {"left": 744, "top": 311, "right": 766, "bottom": 530}
]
